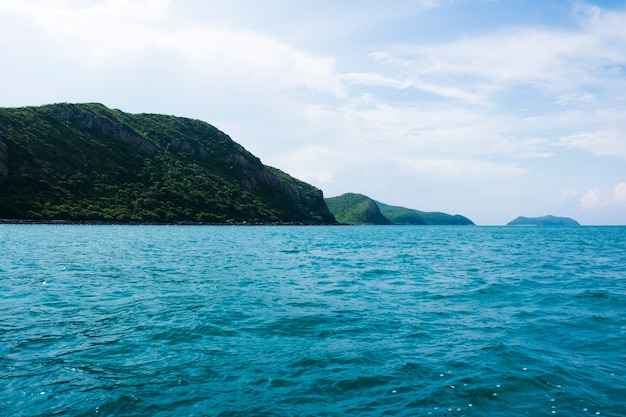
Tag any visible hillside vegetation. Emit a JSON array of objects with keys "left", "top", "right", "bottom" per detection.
[
  {"left": 325, "top": 193, "right": 474, "bottom": 225},
  {"left": 507, "top": 215, "right": 580, "bottom": 226},
  {"left": 376, "top": 201, "right": 474, "bottom": 225},
  {"left": 325, "top": 193, "right": 391, "bottom": 225},
  {"left": 0, "top": 103, "right": 335, "bottom": 224}
]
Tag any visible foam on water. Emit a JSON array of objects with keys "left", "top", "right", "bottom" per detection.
[{"left": 1, "top": 225, "right": 625, "bottom": 416}]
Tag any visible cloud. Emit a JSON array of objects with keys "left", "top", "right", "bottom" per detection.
[
  {"left": 0, "top": 0, "right": 171, "bottom": 24},
  {"left": 613, "top": 182, "right": 626, "bottom": 205},
  {"left": 576, "top": 3, "right": 626, "bottom": 41},
  {"left": 2, "top": 0, "right": 625, "bottom": 224},
  {"left": 555, "top": 92, "right": 595, "bottom": 106},
  {"left": 364, "top": 4, "right": 626, "bottom": 110},
  {"left": 341, "top": 71, "right": 486, "bottom": 104},
  {"left": 397, "top": 156, "right": 526, "bottom": 179},
  {"left": 370, "top": 29, "right": 593, "bottom": 107},
  {"left": 0, "top": 0, "right": 171, "bottom": 64},
  {"left": 0, "top": 0, "right": 343, "bottom": 96},
  {"left": 580, "top": 182, "right": 626, "bottom": 209},
  {"left": 317, "top": 3, "right": 626, "bottom": 182},
  {"left": 270, "top": 145, "right": 356, "bottom": 186},
  {"left": 299, "top": 170, "right": 335, "bottom": 186},
  {"left": 560, "top": 130, "right": 626, "bottom": 159},
  {"left": 410, "top": 30, "right": 590, "bottom": 84},
  {"left": 170, "top": 26, "right": 343, "bottom": 97},
  {"left": 580, "top": 188, "right": 605, "bottom": 210}
]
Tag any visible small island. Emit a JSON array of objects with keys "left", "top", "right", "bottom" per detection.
[{"left": 506, "top": 215, "right": 580, "bottom": 227}]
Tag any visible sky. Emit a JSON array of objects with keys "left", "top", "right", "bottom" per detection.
[{"left": 1, "top": 0, "right": 626, "bottom": 225}]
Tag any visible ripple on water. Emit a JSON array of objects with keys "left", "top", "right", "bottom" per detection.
[{"left": 1, "top": 225, "right": 625, "bottom": 417}]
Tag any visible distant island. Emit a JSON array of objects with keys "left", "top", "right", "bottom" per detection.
[
  {"left": 507, "top": 215, "right": 580, "bottom": 227},
  {"left": 0, "top": 103, "right": 335, "bottom": 224},
  {"left": 325, "top": 193, "right": 474, "bottom": 225}
]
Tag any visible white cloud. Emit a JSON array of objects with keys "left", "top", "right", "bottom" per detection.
[
  {"left": 0, "top": 0, "right": 344, "bottom": 96},
  {"left": 170, "top": 26, "right": 343, "bottom": 96},
  {"left": 0, "top": 0, "right": 172, "bottom": 64},
  {"left": 577, "top": 3, "right": 626, "bottom": 42},
  {"left": 560, "top": 130, "right": 626, "bottom": 159},
  {"left": 366, "top": 5, "right": 626, "bottom": 111},
  {"left": 580, "top": 188, "right": 606, "bottom": 210},
  {"left": 397, "top": 156, "right": 526, "bottom": 179},
  {"left": 270, "top": 145, "right": 355, "bottom": 186},
  {"left": 555, "top": 92, "right": 595, "bottom": 106},
  {"left": 612, "top": 182, "right": 626, "bottom": 205},
  {"left": 375, "top": 29, "right": 596, "bottom": 104},
  {"left": 341, "top": 71, "right": 486, "bottom": 104},
  {"left": 1, "top": 0, "right": 626, "bottom": 224},
  {"left": 580, "top": 182, "right": 626, "bottom": 210},
  {"left": 299, "top": 170, "right": 335, "bottom": 186}
]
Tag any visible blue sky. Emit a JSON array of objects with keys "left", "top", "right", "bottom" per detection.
[{"left": 1, "top": 0, "right": 626, "bottom": 225}]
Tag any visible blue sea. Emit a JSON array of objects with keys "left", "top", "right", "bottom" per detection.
[{"left": 1, "top": 225, "right": 625, "bottom": 416}]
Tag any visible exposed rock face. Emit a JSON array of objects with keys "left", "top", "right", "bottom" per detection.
[
  {"left": 49, "top": 103, "right": 159, "bottom": 155},
  {"left": 168, "top": 136, "right": 284, "bottom": 193},
  {"left": 229, "top": 152, "right": 280, "bottom": 191}
]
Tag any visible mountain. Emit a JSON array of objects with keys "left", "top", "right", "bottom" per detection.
[
  {"left": 324, "top": 193, "right": 391, "bottom": 225},
  {"left": 324, "top": 193, "right": 474, "bottom": 225},
  {"left": 0, "top": 103, "right": 336, "bottom": 224},
  {"left": 376, "top": 201, "right": 474, "bottom": 225},
  {"left": 507, "top": 215, "right": 580, "bottom": 227}
]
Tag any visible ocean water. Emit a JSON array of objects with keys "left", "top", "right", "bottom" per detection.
[{"left": 1, "top": 225, "right": 625, "bottom": 417}]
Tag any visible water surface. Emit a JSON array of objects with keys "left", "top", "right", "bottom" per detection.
[{"left": 1, "top": 225, "right": 625, "bottom": 416}]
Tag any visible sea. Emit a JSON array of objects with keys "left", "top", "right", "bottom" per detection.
[{"left": 1, "top": 225, "right": 625, "bottom": 417}]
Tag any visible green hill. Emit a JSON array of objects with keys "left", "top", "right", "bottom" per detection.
[
  {"left": 325, "top": 193, "right": 474, "bottom": 225},
  {"left": 324, "top": 193, "right": 391, "bottom": 225},
  {"left": 507, "top": 215, "right": 580, "bottom": 226},
  {"left": 376, "top": 201, "right": 474, "bottom": 225},
  {"left": 0, "top": 103, "right": 336, "bottom": 224}
]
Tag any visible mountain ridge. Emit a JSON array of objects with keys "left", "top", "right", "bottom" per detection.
[
  {"left": 325, "top": 193, "right": 474, "bottom": 225},
  {"left": 0, "top": 103, "right": 336, "bottom": 224}
]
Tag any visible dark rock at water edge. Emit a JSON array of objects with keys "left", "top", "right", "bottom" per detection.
[{"left": 0, "top": 103, "right": 336, "bottom": 224}]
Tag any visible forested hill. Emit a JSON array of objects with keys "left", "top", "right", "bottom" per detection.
[
  {"left": 325, "top": 193, "right": 391, "bottom": 225},
  {"left": 325, "top": 193, "right": 474, "bottom": 225},
  {"left": 506, "top": 215, "right": 580, "bottom": 226},
  {"left": 0, "top": 103, "right": 336, "bottom": 224}
]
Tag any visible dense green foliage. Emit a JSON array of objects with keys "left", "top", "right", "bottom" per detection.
[
  {"left": 324, "top": 193, "right": 391, "bottom": 225},
  {"left": 0, "top": 103, "right": 336, "bottom": 224},
  {"left": 325, "top": 193, "right": 474, "bottom": 225},
  {"left": 507, "top": 215, "right": 580, "bottom": 226},
  {"left": 376, "top": 201, "right": 474, "bottom": 225}
]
